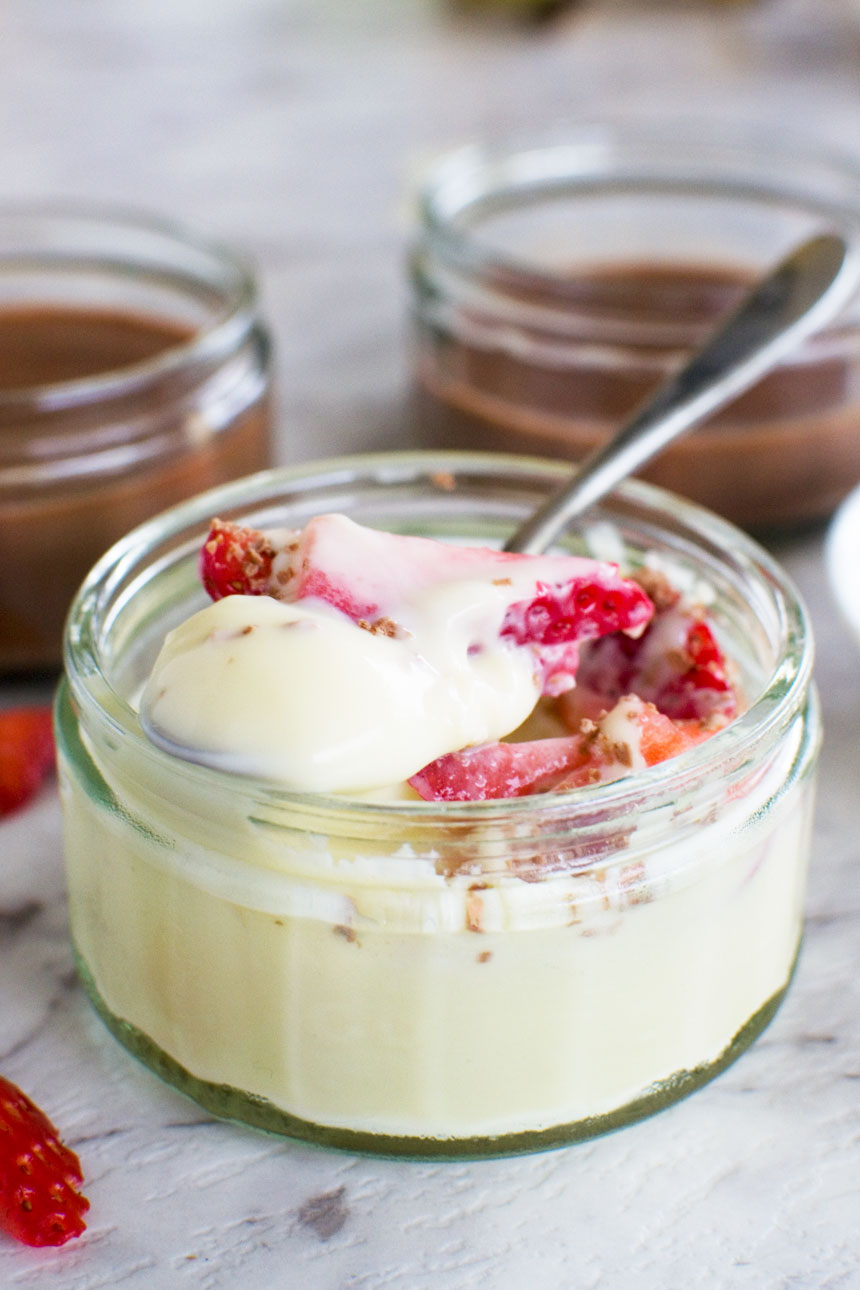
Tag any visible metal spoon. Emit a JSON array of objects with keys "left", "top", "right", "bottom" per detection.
[{"left": 504, "top": 233, "right": 858, "bottom": 555}]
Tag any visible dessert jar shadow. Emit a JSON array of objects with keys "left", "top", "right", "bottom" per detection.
[
  {"left": 0, "top": 204, "right": 272, "bottom": 672},
  {"left": 409, "top": 123, "right": 860, "bottom": 530},
  {"left": 58, "top": 451, "right": 818, "bottom": 1158}
]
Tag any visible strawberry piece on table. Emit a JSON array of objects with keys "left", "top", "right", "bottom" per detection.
[
  {"left": 0, "top": 707, "right": 55, "bottom": 818},
  {"left": 0, "top": 1075, "right": 88, "bottom": 1247}
]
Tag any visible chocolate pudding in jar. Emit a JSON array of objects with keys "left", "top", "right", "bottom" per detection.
[
  {"left": 409, "top": 125, "right": 860, "bottom": 531},
  {"left": 0, "top": 205, "right": 272, "bottom": 672}
]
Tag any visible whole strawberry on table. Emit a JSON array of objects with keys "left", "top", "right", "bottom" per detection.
[
  {"left": 0, "top": 708, "right": 88, "bottom": 1247},
  {"left": 0, "top": 706, "right": 55, "bottom": 818}
]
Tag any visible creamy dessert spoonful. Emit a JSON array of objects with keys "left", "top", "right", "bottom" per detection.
[
  {"left": 141, "top": 513, "right": 653, "bottom": 793},
  {"left": 141, "top": 512, "right": 736, "bottom": 801}
]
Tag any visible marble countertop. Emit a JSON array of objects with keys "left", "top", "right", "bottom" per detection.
[{"left": 2, "top": 1, "right": 860, "bottom": 1286}]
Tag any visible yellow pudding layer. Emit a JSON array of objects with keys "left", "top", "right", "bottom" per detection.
[{"left": 57, "top": 681, "right": 815, "bottom": 1148}]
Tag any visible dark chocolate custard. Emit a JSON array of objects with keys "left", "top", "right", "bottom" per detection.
[
  {"left": 0, "top": 304, "right": 271, "bottom": 672},
  {"left": 0, "top": 306, "right": 191, "bottom": 387},
  {"left": 413, "top": 262, "right": 860, "bottom": 530}
]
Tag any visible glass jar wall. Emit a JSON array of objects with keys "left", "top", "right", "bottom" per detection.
[
  {"left": 58, "top": 452, "right": 818, "bottom": 1156},
  {"left": 0, "top": 204, "right": 272, "bottom": 671},
  {"left": 410, "top": 124, "right": 860, "bottom": 530}
]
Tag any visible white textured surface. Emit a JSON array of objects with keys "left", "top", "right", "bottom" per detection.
[{"left": 2, "top": 1, "right": 860, "bottom": 1285}]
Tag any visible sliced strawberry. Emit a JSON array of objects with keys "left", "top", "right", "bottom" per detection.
[
  {"left": 411, "top": 694, "right": 724, "bottom": 802},
  {"left": 197, "top": 514, "right": 653, "bottom": 696},
  {"left": 409, "top": 733, "right": 600, "bottom": 802},
  {"left": 551, "top": 699, "right": 713, "bottom": 794},
  {"left": 0, "top": 1075, "right": 88, "bottom": 1247},
  {"left": 500, "top": 576, "right": 653, "bottom": 695},
  {"left": 500, "top": 577, "right": 653, "bottom": 646},
  {"left": 568, "top": 594, "right": 737, "bottom": 724},
  {"left": 200, "top": 515, "right": 526, "bottom": 613},
  {"left": 0, "top": 707, "right": 55, "bottom": 818},
  {"left": 632, "top": 700, "right": 718, "bottom": 765},
  {"left": 199, "top": 519, "right": 277, "bottom": 601}
]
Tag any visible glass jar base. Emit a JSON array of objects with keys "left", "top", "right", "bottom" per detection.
[{"left": 74, "top": 945, "right": 797, "bottom": 1160}]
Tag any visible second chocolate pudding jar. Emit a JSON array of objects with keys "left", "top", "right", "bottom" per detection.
[
  {"left": 0, "top": 205, "right": 272, "bottom": 672},
  {"left": 410, "top": 124, "right": 860, "bottom": 530}
]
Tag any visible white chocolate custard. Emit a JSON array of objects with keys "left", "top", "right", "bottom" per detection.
[{"left": 58, "top": 456, "right": 819, "bottom": 1154}]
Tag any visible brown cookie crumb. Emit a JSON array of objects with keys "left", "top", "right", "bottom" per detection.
[
  {"left": 356, "top": 616, "right": 402, "bottom": 638},
  {"left": 466, "top": 891, "right": 484, "bottom": 933},
  {"left": 618, "top": 860, "right": 650, "bottom": 906},
  {"left": 633, "top": 567, "right": 681, "bottom": 613}
]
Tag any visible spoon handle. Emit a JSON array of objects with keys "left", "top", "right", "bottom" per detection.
[{"left": 504, "top": 233, "right": 857, "bottom": 555}]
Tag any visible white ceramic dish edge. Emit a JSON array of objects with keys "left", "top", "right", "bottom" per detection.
[{"left": 826, "top": 482, "right": 860, "bottom": 645}]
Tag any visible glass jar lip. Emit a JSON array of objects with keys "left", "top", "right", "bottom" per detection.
[
  {"left": 0, "top": 199, "right": 259, "bottom": 412},
  {"left": 64, "top": 449, "right": 813, "bottom": 826},
  {"left": 414, "top": 119, "right": 860, "bottom": 341}
]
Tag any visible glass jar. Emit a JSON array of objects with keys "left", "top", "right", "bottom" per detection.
[
  {"left": 58, "top": 451, "right": 818, "bottom": 1157},
  {"left": 409, "top": 123, "right": 860, "bottom": 531},
  {"left": 0, "top": 204, "right": 272, "bottom": 673}
]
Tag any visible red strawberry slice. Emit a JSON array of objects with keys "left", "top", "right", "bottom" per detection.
[
  {"left": 0, "top": 707, "right": 55, "bottom": 818},
  {"left": 200, "top": 515, "right": 532, "bottom": 613},
  {"left": 409, "top": 733, "right": 602, "bottom": 802},
  {"left": 500, "top": 576, "right": 653, "bottom": 695},
  {"left": 552, "top": 699, "right": 719, "bottom": 793},
  {"left": 199, "top": 519, "right": 277, "bottom": 601},
  {"left": 500, "top": 578, "right": 653, "bottom": 646},
  {"left": 197, "top": 515, "right": 653, "bottom": 695},
  {"left": 0, "top": 1075, "right": 88, "bottom": 1247},
  {"left": 411, "top": 695, "right": 724, "bottom": 802},
  {"left": 568, "top": 596, "right": 737, "bottom": 724},
  {"left": 627, "top": 697, "right": 719, "bottom": 764}
]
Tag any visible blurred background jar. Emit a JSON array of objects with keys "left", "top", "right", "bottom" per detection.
[
  {"left": 0, "top": 204, "right": 272, "bottom": 673},
  {"left": 409, "top": 122, "right": 860, "bottom": 532},
  {"left": 448, "top": 0, "right": 759, "bottom": 20}
]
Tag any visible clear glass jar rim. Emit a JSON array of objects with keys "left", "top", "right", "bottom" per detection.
[
  {"left": 0, "top": 199, "right": 259, "bottom": 412},
  {"left": 64, "top": 449, "right": 814, "bottom": 828},
  {"left": 415, "top": 120, "right": 860, "bottom": 317}
]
